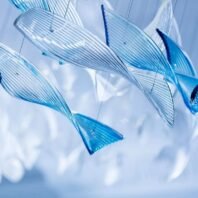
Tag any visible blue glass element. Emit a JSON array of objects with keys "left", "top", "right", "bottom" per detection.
[
  {"left": 74, "top": 114, "right": 124, "bottom": 154},
  {"left": 157, "top": 29, "right": 198, "bottom": 114},
  {"left": 14, "top": 8, "right": 175, "bottom": 126},
  {"left": 0, "top": 43, "right": 123, "bottom": 154},
  {"left": 176, "top": 74, "right": 198, "bottom": 113},
  {"left": 101, "top": 4, "right": 109, "bottom": 46},
  {"left": 156, "top": 29, "right": 197, "bottom": 77},
  {"left": 102, "top": 7, "right": 198, "bottom": 115},
  {"left": 8, "top": 0, "right": 83, "bottom": 26}
]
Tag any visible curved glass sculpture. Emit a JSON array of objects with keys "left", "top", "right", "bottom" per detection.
[
  {"left": 102, "top": 7, "right": 175, "bottom": 80},
  {"left": 14, "top": 8, "right": 174, "bottom": 126},
  {"left": 157, "top": 29, "right": 197, "bottom": 77},
  {"left": 102, "top": 7, "right": 198, "bottom": 115},
  {"left": 157, "top": 29, "right": 198, "bottom": 113},
  {"left": 14, "top": 8, "right": 132, "bottom": 80},
  {"left": 0, "top": 43, "right": 123, "bottom": 154},
  {"left": 8, "top": 0, "right": 83, "bottom": 26}
]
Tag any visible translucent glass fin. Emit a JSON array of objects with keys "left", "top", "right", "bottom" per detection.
[
  {"left": 74, "top": 113, "right": 124, "bottom": 154},
  {"left": 157, "top": 29, "right": 197, "bottom": 77}
]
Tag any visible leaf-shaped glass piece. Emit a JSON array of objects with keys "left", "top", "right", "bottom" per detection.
[
  {"left": 102, "top": 7, "right": 175, "bottom": 80},
  {"left": 15, "top": 8, "right": 175, "bottom": 126},
  {"left": 145, "top": 0, "right": 182, "bottom": 51},
  {"left": 14, "top": 8, "right": 132, "bottom": 81},
  {"left": 92, "top": 72, "right": 130, "bottom": 102},
  {"left": 157, "top": 29, "right": 197, "bottom": 77},
  {"left": 8, "top": 0, "right": 83, "bottom": 26},
  {"left": 0, "top": 43, "right": 123, "bottom": 154},
  {"left": 0, "top": 43, "right": 72, "bottom": 118},
  {"left": 157, "top": 29, "right": 198, "bottom": 114}
]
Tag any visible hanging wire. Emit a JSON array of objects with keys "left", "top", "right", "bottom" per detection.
[
  {"left": 126, "top": 0, "right": 134, "bottom": 20},
  {"left": 150, "top": 68, "right": 159, "bottom": 93},
  {"left": 178, "top": 0, "right": 187, "bottom": 28},
  {"left": 119, "top": 0, "right": 134, "bottom": 47},
  {"left": 64, "top": 0, "right": 72, "bottom": 18},
  {"left": 49, "top": 0, "right": 59, "bottom": 32},
  {"left": 47, "top": 0, "right": 72, "bottom": 35},
  {"left": 148, "top": 0, "right": 170, "bottom": 93},
  {"left": 173, "top": 0, "right": 178, "bottom": 13},
  {"left": 141, "top": 0, "right": 152, "bottom": 28},
  {"left": 19, "top": 36, "right": 25, "bottom": 54},
  {"left": 189, "top": 2, "right": 198, "bottom": 60}
]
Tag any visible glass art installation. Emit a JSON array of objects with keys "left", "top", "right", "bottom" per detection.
[{"left": 0, "top": 0, "right": 198, "bottom": 197}]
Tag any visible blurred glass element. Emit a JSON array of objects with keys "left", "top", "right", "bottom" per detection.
[
  {"left": 0, "top": 99, "right": 47, "bottom": 182},
  {"left": 56, "top": 146, "right": 83, "bottom": 175},
  {"left": 168, "top": 148, "right": 189, "bottom": 181},
  {"left": 88, "top": 70, "right": 130, "bottom": 102},
  {"left": 104, "top": 158, "right": 120, "bottom": 186},
  {"left": 145, "top": 0, "right": 182, "bottom": 51}
]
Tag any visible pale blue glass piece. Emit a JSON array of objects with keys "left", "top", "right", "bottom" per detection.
[
  {"left": 8, "top": 0, "right": 83, "bottom": 26},
  {"left": 0, "top": 43, "right": 72, "bottom": 118},
  {"left": 15, "top": 8, "right": 175, "bottom": 126},
  {"left": 157, "top": 29, "right": 197, "bottom": 77},
  {"left": 101, "top": 7, "right": 198, "bottom": 118},
  {"left": 129, "top": 68, "right": 174, "bottom": 126},
  {"left": 14, "top": 8, "right": 132, "bottom": 81},
  {"left": 102, "top": 7, "right": 175, "bottom": 80},
  {"left": 0, "top": 43, "right": 123, "bottom": 154}
]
